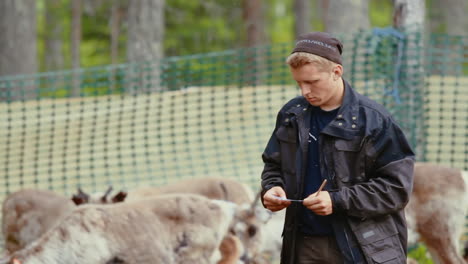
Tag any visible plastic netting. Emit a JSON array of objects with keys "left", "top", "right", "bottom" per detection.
[{"left": 1, "top": 30, "right": 467, "bottom": 243}]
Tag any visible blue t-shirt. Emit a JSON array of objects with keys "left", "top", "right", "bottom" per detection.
[{"left": 300, "top": 105, "right": 339, "bottom": 236}]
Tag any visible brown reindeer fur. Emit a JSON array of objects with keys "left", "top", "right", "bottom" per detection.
[
  {"left": 126, "top": 177, "right": 254, "bottom": 205},
  {"left": 217, "top": 234, "right": 244, "bottom": 264},
  {"left": 3, "top": 194, "right": 238, "bottom": 264},
  {"left": 2, "top": 189, "right": 75, "bottom": 253},
  {"left": 125, "top": 177, "right": 266, "bottom": 262},
  {"left": 406, "top": 162, "right": 468, "bottom": 264}
]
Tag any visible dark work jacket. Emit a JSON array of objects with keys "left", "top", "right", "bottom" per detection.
[{"left": 261, "top": 80, "right": 415, "bottom": 264}]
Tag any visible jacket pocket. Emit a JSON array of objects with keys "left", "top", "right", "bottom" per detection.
[
  {"left": 335, "top": 137, "right": 363, "bottom": 151},
  {"left": 333, "top": 136, "right": 364, "bottom": 183},
  {"left": 371, "top": 248, "right": 400, "bottom": 263},
  {"left": 349, "top": 216, "right": 406, "bottom": 264},
  {"left": 275, "top": 125, "right": 297, "bottom": 144},
  {"left": 275, "top": 122, "right": 297, "bottom": 177}
]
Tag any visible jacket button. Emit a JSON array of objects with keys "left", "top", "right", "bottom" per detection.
[
  {"left": 337, "top": 114, "right": 343, "bottom": 118},
  {"left": 296, "top": 104, "right": 301, "bottom": 107},
  {"left": 352, "top": 116, "right": 357, "bottom": 120},
  {"left": 352, "top": 124, "right": 356, "bottom": 128},
  {"left": 338, "top": 122, "right": 343, "bottom": 126}
]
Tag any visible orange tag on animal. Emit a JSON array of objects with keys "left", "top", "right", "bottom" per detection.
[{"left": 12, "top": 258, "right": 21, "bottom": 264}]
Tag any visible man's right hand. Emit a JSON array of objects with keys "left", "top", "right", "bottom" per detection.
[{"left": 263, "top": 186, "right": 291, "bottom": 211}]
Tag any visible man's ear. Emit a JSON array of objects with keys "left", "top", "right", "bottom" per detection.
[{"left": 332, "top": 64, "right": 343, "bottom": 80}]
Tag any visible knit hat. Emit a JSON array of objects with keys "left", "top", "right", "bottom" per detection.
[{"left": 291, "top": 32, "right": 343, "bottom": 65}]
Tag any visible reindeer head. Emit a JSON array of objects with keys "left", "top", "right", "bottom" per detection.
[
  {"left": 0, "top": 257, "right": 21, "bottom": 264},
  {"left": 71, "top": 188, "right": 90, "bottom": 205},
  {"left": 229, "top": 191, "right": 273, "bottom": 263},
  {"left": 71, "top": 186, "right": 127, "bottom": 205}
]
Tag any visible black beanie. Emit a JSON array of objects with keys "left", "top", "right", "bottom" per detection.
[{"left": 291, "top": 32, "right": 344, "bottom": 65}]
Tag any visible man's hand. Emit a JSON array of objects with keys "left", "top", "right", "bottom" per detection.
[
  {"left": 303, "top": 191, "right": 333, "bottom": 215},
  {"left": 263, "top": 186, "right": 291, "bottom": 212}
]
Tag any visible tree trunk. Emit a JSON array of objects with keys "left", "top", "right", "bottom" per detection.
[
  {"left": 109, "top": 0, "right": 127, "bottom": 93},
  {"left": 242, "top": 0, "right": 265, "bottom": 86},
  {"left": 127, "top": 0, "right": 165, "bottom": 92},
  {"left": 393, "top": 0, "right": 426, "bottom": 160},
  {"left": 430, "top": 0, "right": 467, "bottom": 36},
  {"left": 71, "top": 0, "right": 82, "bottom": 97},
  {"left": 44, "top": 0, "right": 64, "bottom": 71},
  {"left": 442, "top": 0, "right": 467, "bottom": 36},
  {"left": 393, "top": 0, "right": 425, "bottom": 30},
  {"left": 110, "top": 1, "right": 124, "bottom": 65},
  {"left": 294, "top": 0, "right": 311, "bottom": 37},
  {"left": 0, "top": 0, "right": 37, "bottom": 101},
  {"left": 243, "top": 0, "right": 265, "bottom": 47},
  {"left": 324, "top": 0, "right": 370, "bottom": 34}
]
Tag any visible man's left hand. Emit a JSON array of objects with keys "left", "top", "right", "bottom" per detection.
[{"left": 302, "top": 191, "right": 333, "bottom": 215}]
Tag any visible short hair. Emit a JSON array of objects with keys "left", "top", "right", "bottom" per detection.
[{"left": 286, "top": 52, "right": 337, "bottom": 71}]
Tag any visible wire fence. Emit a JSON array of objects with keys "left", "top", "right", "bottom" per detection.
[{"left": 1, "top": 30, "right": 467, "bottom": 245}]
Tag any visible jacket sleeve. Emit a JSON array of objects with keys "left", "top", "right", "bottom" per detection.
[
  {"left": 261, "top": 111, "right": 285, "bottom": 198},
  {"left": 330, "top": 117, "right": 415, "bottom": 218}
]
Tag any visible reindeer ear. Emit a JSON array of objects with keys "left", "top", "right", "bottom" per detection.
[
  {"left": 105, "top": 256, "right": 126, "bottom": 264},
  {"left": 112, "top": 191, "right": 127, "bottom": 203},
  {"left": 72, "top": 187, "right": 90, "bottom": 205},
  {"left": 72, "top": 195, "right": 86, "bottom": 206},
  {"left": 255, "top": 206, "right": 273, "bottom": 223},
  {"left": 100, "top": 186, "right": 114, "bottom": 203},
  {"left": 78, "top": 187, "right": 86, "bottom": 195}
]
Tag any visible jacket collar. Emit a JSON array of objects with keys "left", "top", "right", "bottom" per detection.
[
  {"left": 285, "top": 79, "right": 361, "bottom": 140},
  {"left": 322, "top": 80, "right": 361, "bottom": 140}
]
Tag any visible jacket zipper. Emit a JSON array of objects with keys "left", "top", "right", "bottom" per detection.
[
  {"left": 320, "top": 137, "right": 357, "bottom": 263},
  {"left": 296, "top": 115, "right": 308, "bottom": 200},
  {"left": 343, "top": 228, "right": 357, "bottom": 263}
]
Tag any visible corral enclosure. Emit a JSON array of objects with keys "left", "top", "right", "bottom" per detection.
[{"left": 1, "top": 31, "right": 467, "bottom": 242}]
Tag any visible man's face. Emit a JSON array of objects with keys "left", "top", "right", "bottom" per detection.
[{"left": 290, "top": 63, "right": 341, "bottom": 109}]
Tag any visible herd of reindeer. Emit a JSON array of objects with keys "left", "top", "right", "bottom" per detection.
[{"left": 0, "top": 162, "right": 467, "bottom": 264}]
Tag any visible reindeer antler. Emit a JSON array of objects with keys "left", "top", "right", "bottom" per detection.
[
  {"left": 71, "top": 187, "right": 90, "bottom": 205},
  {"left": 112, "top": 191, "right": 128, "bottom": 203},
  {"left": 101, "top": 186, "right": 113, "bottom": 203},
  {"left": 249, "top": 189, "right": 262, "bottom": 214}
]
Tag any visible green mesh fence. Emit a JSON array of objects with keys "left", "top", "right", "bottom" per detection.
[{"left": 0, "top": 31, "right": 467, "bottom": 245}]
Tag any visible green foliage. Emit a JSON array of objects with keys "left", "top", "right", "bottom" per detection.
[
  {"left": 36, "top": 0, "right": 45, "bottom": 71},
  {"left": 408, "top": 244, "right": 434, "bottom": 264},
  {"left": 369, "top": 0, "right": 393, "bottom": 27},
  {"left": 81, "top": 4, "right": 113, "bottom": 67},
  {"left": 165, "top": 0, "right": 243, "bottom": 56},
  {"left": 34, "top": 0, "right": 455, "bottom": 75},
  {"left": 161, "top": 44, "right": 292, "bottom": 90},
  {"left": 266, "top": 0, "right": 294, "bottom": 44}
]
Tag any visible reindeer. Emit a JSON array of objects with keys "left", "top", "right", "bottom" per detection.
[
  {"left": 71, "top": 186, "right": 126, "bottom": 205},
  {"left": 237, "top": 162, "right": 468, "bottom": 264},
  {"left": 2, "top": 187, "right": 125, "bottom": 253},
  {"left": 0, "top": 194, "right": 267, "bottom": 264},
  {"left": 405, "top": 162, "right": 468, "bottom": 264},
  {"left": 1, "top": 189, "right": 75, "bottom": 253},
  {"left": 124, "top": 177, "right": 255, "bottom": 205}
]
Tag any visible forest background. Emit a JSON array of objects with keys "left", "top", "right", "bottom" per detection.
[
  {"left": 0, "top": 1, "right": 467, "bottom": 263},
  {"left": 0, "top": 0, "right": 466, "bottom": 77}
]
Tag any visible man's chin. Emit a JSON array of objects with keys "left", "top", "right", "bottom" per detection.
[{"left": 307, "top": 100, "right": 320, "bottom": 106}]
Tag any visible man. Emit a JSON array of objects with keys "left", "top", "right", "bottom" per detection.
[{"left": 261, "top": 32, "right": 415, "bottom": 264}]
